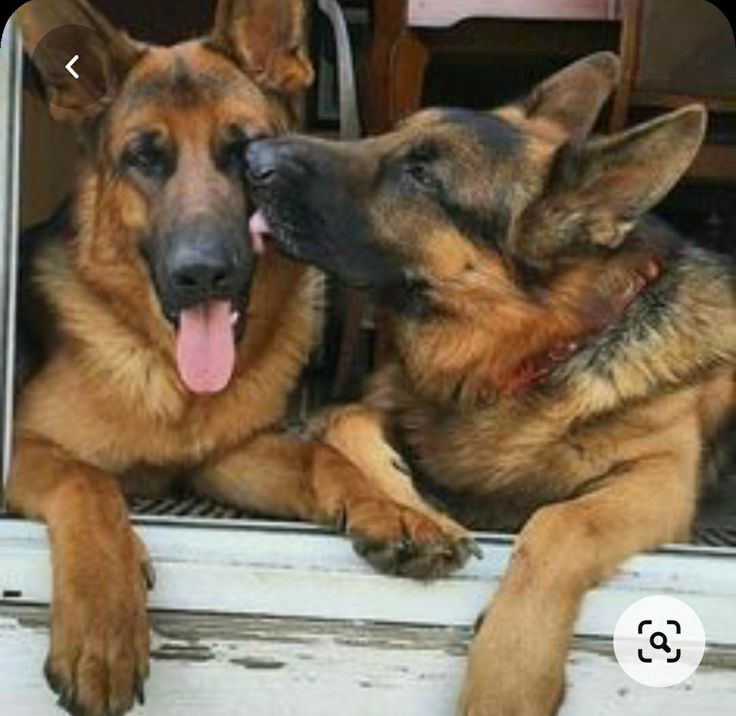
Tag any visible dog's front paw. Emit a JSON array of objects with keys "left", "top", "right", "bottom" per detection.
[
  {"left": 46, "top": 529, "right": 151, "bottom": 716},
  {"left": 457, "top": 632, "right": 564, "bottom": 716},
  {"left": 348, "top": 499, "right": 480, "bottom": 579},
  {"left": 458, "top": 673, "right": 562, "bottom": 716}
]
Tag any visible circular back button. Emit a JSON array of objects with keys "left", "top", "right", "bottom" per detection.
[{"left": 30, "top": 24, "right": 116, "bottom": 111}]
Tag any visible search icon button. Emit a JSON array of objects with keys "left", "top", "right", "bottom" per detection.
[
  {"left": 649, "top": 631, "right": 671, "bottom": 654},
  {"left": 614, "top": 595, "right": 705, "bottom": 687}
]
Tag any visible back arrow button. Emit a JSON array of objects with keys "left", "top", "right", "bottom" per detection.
[{"left": 65, "top": 54, "right": 80, "bottom": 79}]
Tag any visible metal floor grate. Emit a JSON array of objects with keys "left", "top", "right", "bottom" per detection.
[
  {"left": 692, "top": 523, "right": 736, "bottom": 547},
  {"left": 128, "top": 495, "right": 736, "bottom": 548},
  {"left": 130, "top": 495, "right": 251, "bottom": 521}
]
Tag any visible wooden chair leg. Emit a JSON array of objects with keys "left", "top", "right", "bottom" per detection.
[
  {"left": 361, "top": 0, "right": 428, "bottom": 134},
  {"left": 362, "top": 29, "right": 428, "bottom": 133},
  {"left": 610, "top": 0, "right": 644, "bottom": 131},
  {"left": 388, "top": 31, "right": 429, "bottom": 127}
]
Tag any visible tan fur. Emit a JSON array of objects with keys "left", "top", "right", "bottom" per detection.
[
  {"left": 285, "top": 58, "right": 735, "bottom": 716},
  {"left": 8, "top": 2, "right": 473, "bottom": 715},
  {"left": 325, "top": 238, "right": 736, "bottom": 716}
]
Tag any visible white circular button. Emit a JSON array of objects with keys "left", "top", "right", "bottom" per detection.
[{"left": 613, "top": 595, "right": 706, "bottom": 687}]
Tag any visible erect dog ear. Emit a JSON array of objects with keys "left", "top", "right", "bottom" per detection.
[
  {"left": 210, "top": 0, "right": 314, "bottom": 98},
  {"left": 515, "top": 105, "right": 706, "bottom": 262},
  {"left": 14, "top": 0, "right": 142, "bottom": 123},
  {"left": 518, "top": 52, "right": 621, "bottom": 140}
]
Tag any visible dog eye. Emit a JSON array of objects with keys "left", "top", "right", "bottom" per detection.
[
  {"left": 403, "top": 162, "right": 438, "bottom": 191},
  {"left": 123, "top": 134, "right": 171, "bottom": 179}
]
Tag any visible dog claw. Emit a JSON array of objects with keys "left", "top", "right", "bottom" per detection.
[
  {"left": 335, "top": 506, "right": 348, "bottom": 533},
  {"left": 473, "top": 609, "right": 487, "bottom": 635},
  {"left": 44, "top": 658, "right": 60, "bottom": 694},
  {"left": 135, "top": 677, "right": 146, "bottom": 705},
  {"left": 352, "top": 537, "right": 373, "bottom": 558},
  {"left": 46, "top": 664, "right": 81, "bottom": 716},
  {"left": 396, "top": 537, "right": 417, "bottom": 558},
  {"left": 142, "top": 560, "right": 157, "bottom": 591},
  {"left": 56, "top": 685, "right": 76, "bottom": 713},
  {"left": 464, "top": 538, "right": 483, "bottom": 560}
]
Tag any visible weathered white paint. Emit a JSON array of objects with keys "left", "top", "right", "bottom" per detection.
[
  {"left": 407, "top": 0, "right": 621, "bottom": 28},
  {"left": 2, "top": 517, "right": 736, "bottom": 714},
  {"left": 1, "top": 608, "right": 735, "bottom": 716},
  {"left": 3, "top": 518, "right": 736, "bottom": 642}
]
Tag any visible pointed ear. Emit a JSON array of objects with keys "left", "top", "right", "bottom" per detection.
[
  {"left": 516, "top": 105, "right": 707, "bottom": 262},
  {"left": 209, "top": 0, "right": 314, "bottom": 98},
  {"left": 519, "top": 52, "right": 621, "bottom": 140},
  {"left": 14, "top": 0, "right": 142, "bottom": 123}
]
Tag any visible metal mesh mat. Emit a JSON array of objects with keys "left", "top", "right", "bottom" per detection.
[
  {"left": 128, "top": 494, "right": 736, "bottom": 548},
  {"left": 129, "top": 495, "right": 250, "bottom": 521}
]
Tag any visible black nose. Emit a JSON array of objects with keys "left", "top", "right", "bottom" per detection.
[
  {"left": 246, "top": 140, "right": 283, "bottom": 185},
  {"left": 168, "top": 240, "right": 239, "bottom": 301}
]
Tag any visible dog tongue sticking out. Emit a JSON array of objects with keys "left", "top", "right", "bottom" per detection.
[
  {"left": 249, "top": 210, "right": 271, "bottom": 255},
  {"left": 176, "top": 300, "right": 235, "bottom": 394}
]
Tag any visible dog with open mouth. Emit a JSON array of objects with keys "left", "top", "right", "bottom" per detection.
[
  {"left": 10, "top": 2, "right": 476, "bottom": 715},
  {"left": 243, "top": 54, "right": 736, "bottom": 715}
]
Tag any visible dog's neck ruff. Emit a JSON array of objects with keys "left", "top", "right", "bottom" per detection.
[{"left": 500, "top": 257, "right": 661, "bottom": 397}]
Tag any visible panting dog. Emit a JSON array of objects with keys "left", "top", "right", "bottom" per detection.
[{"left": 10, "top": 1, "right": 474, "bottom": 714}]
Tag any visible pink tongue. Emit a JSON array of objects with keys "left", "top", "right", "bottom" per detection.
[
  {"left": 249, "top": 210, "right": 271, "bottom": 255},
  {"left": 176, "top": 300, "right": 235, "bottom": 394}
]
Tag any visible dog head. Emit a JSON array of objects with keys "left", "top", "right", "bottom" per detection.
[
  {"left": 16, "top": 0, "right": 312, "bottom": 394},
  {"left": 245, "top": 53, "right": 705, "bottom": 317}
]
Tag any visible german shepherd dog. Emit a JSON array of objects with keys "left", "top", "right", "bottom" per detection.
[
  {"left": 244, "top": 53, "right": 736, "bottom": 714},
  {"left": 10, "top": 2, "right": 475, "bottom": 715}
]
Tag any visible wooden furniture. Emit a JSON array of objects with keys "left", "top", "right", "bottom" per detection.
[
  {"left": 611, "top": 0, "right": 736, "bottom": 182},
  {"left": 361, "top": 0, "right": 623, "bottom": 134}
]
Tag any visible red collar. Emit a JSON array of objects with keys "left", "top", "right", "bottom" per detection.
[{"left": 500, "top": 258, "right": 661, "bottom": 397}]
